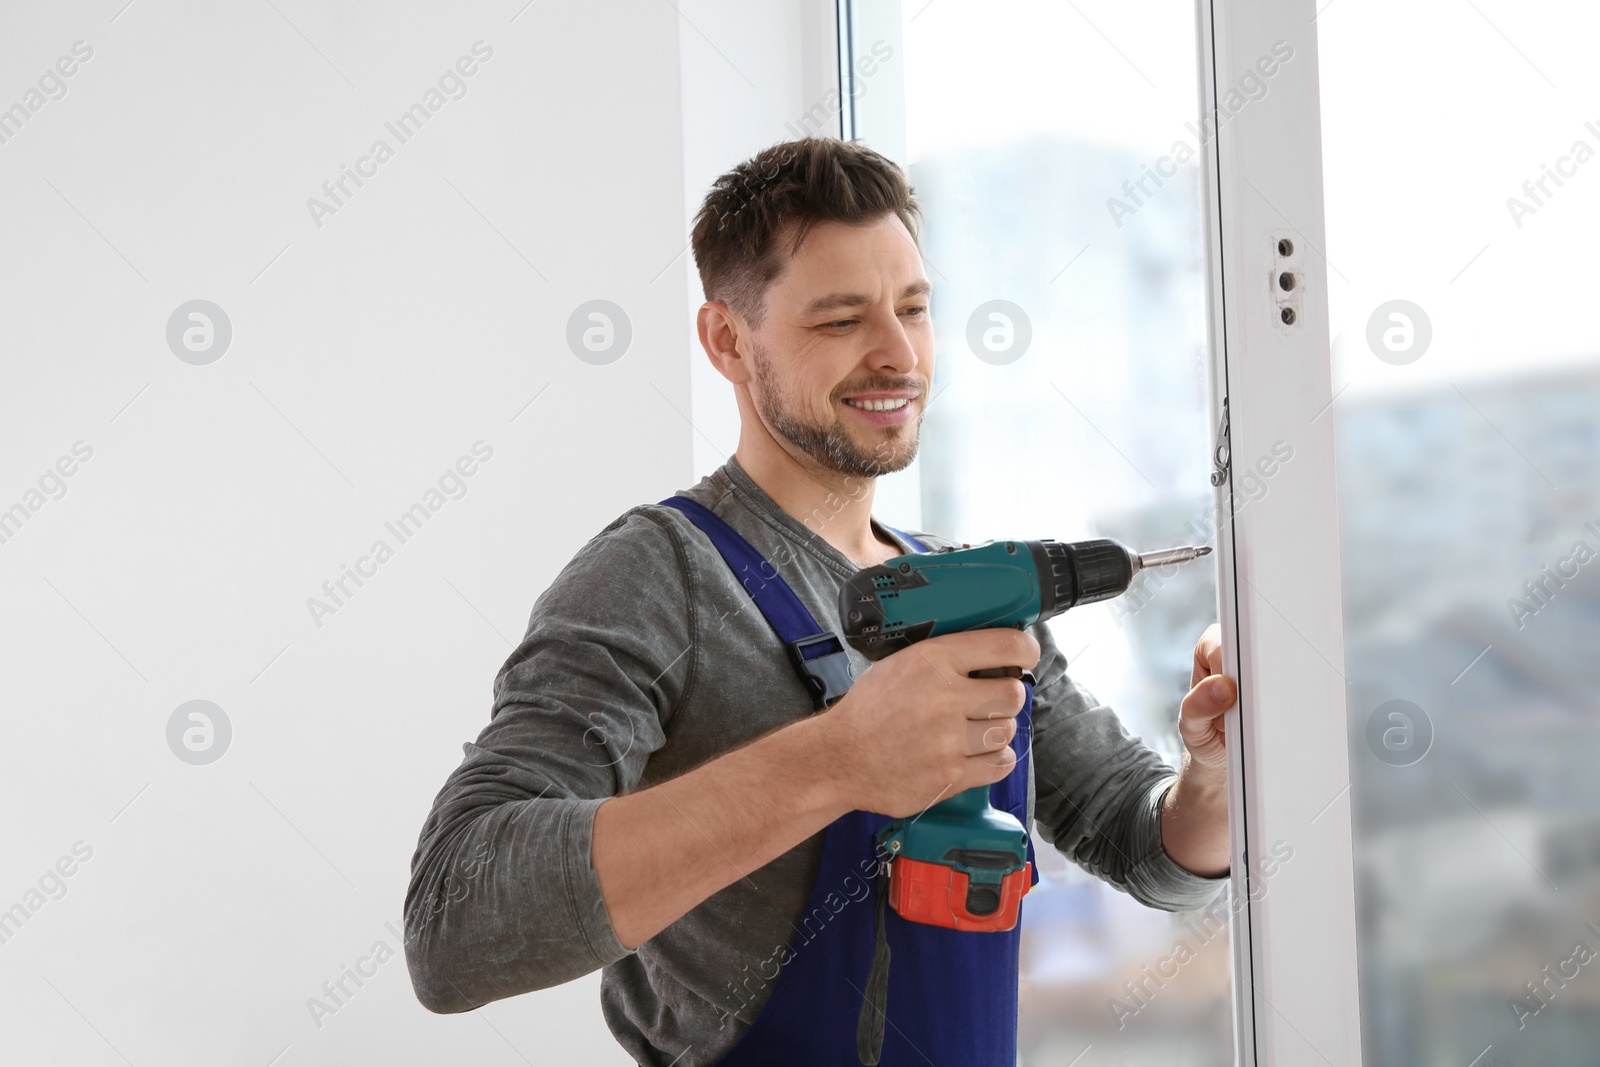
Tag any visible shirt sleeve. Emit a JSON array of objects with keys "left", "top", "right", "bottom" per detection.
[
  {"left": 1026, "top": 621, "right": 1228, "bottom": 912},
  {"left": 403, "top": 508, "right": 694, "bottom": 1013}
]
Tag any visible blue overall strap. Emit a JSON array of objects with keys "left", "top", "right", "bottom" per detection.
[
  {"left": 881, "top": 524, "right": 929, "bottom": 555},
  {"left": 689, "top": 510, "right": 1034, "bottom": 1066},
  {"left": 657, "top": 495, "right": 855, "bottom": 710}
]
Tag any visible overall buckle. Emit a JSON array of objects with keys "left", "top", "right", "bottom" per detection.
[{"left": 787, "top": 631, "right": 855, "bottom": 710}]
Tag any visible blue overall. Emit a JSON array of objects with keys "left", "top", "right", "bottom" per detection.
[{"left": 658, "top": 496, "right": 1038, "bottom": 1067}]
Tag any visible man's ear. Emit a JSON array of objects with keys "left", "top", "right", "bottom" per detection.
[{"left": 698, "top": 301, "right": 754, "bottom": 385}]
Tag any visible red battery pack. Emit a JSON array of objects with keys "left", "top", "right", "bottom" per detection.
[{"left": 886, "top": 856, "right": 1033, "bottom": 932}]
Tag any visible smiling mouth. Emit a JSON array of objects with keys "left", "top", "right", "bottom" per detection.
[{"left": 843, "top": 397, "right": 912, "bottom": 412}]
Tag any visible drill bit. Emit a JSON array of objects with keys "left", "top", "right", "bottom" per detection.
[{"left": 1131, "top": 544, "right": 1213, "bottom": 573}]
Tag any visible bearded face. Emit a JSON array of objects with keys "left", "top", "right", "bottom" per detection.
[
  {"left": 749, "top": 335, "right": 924, "bottom": 480},
  {"left": 711, "top": 213, "right": 934, "bottom": 482}
]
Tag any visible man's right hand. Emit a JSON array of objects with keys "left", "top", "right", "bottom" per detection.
[
  {"left": 819, "top": 628, "right": 1041, "bottom": 819},
  {"left": 589, "top": 627, "right": 1039, "bottom": 951}
]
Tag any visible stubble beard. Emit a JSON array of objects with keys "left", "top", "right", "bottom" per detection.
[{"left": 750, "top": 340, "right": 922, "bottom": 480}]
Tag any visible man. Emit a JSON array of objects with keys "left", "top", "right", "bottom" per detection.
[{"left": 405, "top": 136, "right": 1235, "bottom": 1066}]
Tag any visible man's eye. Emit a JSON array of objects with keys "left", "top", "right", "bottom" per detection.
[
  {"left": 824, "top": 319, "right": 856, "bottom": 329},
  {"left": 901, "top": 305, "right": 928, "bottom": 318}
]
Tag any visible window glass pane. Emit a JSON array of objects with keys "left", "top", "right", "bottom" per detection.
[
  {"left": 1319, "top": 3, "right": 1600, "bottom": 1063},
  {"left": 853, "top": 3, "right": 1233, "bottom": 1062}
]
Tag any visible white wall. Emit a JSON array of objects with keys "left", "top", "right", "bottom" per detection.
[{"left": 0, "top": 1, "right": 811, "bottom": 1063}]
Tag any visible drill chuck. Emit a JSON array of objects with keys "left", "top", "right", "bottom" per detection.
[
  {"left": 1029, "top": 538, "right": 1132, "bottom": 615},
  {"left": 1030, "top": 539, "right": 1213, "bottom": 620}
]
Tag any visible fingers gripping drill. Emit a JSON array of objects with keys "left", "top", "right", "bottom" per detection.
[{"left": 838, "top": 537, "right": 1212, "bottom": 933}]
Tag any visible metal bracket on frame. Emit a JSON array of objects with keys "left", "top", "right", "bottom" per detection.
[{"left": 1210, "top": 397, "right": 1231, "bottom": 488}]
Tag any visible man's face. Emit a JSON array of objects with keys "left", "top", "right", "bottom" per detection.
[{"left": 743, "top": 213, "right": 933, "bottom": 480}]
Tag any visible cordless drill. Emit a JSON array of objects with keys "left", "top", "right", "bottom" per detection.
[{"left": 837, "top": 537, "right": 1211, "bottom": 933}]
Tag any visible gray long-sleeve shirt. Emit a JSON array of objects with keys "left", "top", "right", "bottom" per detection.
[{"left": 404, "top": 456, "right": 1227, "bottom": 1066}]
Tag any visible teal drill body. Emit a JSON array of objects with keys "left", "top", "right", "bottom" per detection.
[{"left": 865, "top": 540, "right": 1045, "bottom": 637}]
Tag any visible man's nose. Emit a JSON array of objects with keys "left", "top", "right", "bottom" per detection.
[{"left": 868, "top": 309, "right": 920, "bottom": 374}]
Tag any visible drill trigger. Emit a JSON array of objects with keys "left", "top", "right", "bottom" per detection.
[{"left": 967, "top": 665, "right": 1023, "bottom": 679}]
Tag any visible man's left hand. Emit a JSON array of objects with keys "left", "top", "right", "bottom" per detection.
[
  {"left": 1160, "top": 623, "right": 1236, "bottom": 878},
  {"left": 1177, "top": 623, "right": 1235, "bottom": 776}
]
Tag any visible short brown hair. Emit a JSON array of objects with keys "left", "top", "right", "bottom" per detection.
[{"left": 690, "top": 137, "right": 921, "bottom": 327}]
